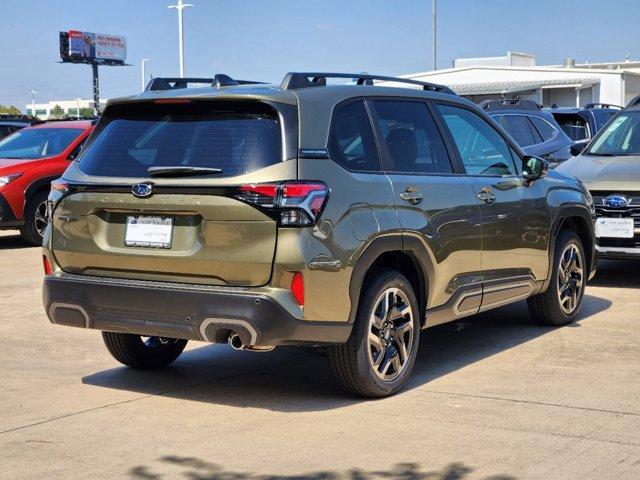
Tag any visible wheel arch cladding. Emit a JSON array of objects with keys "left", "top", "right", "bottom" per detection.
[{"left": 349, "top": 236, "right": 431, "bottom": 326}]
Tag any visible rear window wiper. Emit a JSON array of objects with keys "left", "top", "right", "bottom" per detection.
[{"left": 147, "top": 166, "right": 223, "bottom": 177}]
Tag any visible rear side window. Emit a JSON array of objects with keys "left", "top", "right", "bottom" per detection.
[
  {"left": 329, "top": 101, "right": 380, "bottom": 172},
  {"left": 497, "top": 115, "right": 540, "bottom": 147},
  {"left": 530, "top": 116, "right": 556, "bottom": 141},
  {"left": 553, "top": 113, "right": 589, "bottom": 141},
  {"left": 372, "top": 101, "right": 452, "bottom": 174},
  {"left": 78, "top": 101, "right": 282, "bottom": 178}
]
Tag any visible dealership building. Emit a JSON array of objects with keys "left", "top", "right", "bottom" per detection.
[
  {"left": 395, "top": 52, "right": 640, "bottom": 107},
  {"left": 25, "top": 99, "right": 107, "bottom": 120}
]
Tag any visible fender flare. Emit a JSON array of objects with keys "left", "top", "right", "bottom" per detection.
[
  {"left": 543, "top": 203, "right": 595, "bottom": 291},
  {"left": 347, "top": 234, "right": 435, "bottom": 324}
]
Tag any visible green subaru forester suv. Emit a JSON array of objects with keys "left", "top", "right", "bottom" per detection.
[{"left": 42, "top": 73, "right": 597, "bottom": 397}]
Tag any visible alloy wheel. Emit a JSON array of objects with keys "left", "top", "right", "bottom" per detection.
[
  {"left": 557, "top": 243, "right": 584, "bottom": 315},
  {"left": 34, "top": 200, "right": 48, "bottom": 237},
  {"left": 367, "top": 287, "right": 415, "bottom": 381}
]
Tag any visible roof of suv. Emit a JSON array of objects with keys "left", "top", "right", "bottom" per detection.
[{"left": 28, "top": 120, "right": 94, "bottom": 130}]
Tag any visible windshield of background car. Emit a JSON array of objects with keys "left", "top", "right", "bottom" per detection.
[
  {"left": 78, "top": 101, "right": 282, "bottom": 178},
  {"left": 588, "top": 111, "right": 640, "bottom": 156},
  {"left": 0, "top": 128, "right": 81, "bottom": 159}
]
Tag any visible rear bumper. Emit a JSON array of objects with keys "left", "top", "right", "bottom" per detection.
[
  {"left": 43, "top": 273, "right": 352, "bottom": 347},
  {"left": 596, "top": 245, "right": 640, "bottom": 260}
]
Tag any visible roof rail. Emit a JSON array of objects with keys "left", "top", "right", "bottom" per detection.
[
  {"left": 584, "top": 103, "right": 622, "bottom": 110},
  {"left": 626, "top": 96, "right": 640, "bottom": 109},
  {"left": 145, "top": 74, "right": 267, "bottom": 92},
  {"left": 479, "top": 99, "right": 542, "bottom": 112},
  {"left": 279, "top": 72, "right": 456, "bottom": 94}
]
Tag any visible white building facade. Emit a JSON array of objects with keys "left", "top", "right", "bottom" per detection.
[
  {"left": 397, "top": 52, "right": 640, "bottom": 108},
  {"left": 24, "top": 99, "right": 107, "bottom": 120}
]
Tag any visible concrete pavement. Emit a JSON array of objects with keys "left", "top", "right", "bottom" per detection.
[{"left": 0, "top": 231, "right": 638, "bottom": 480}]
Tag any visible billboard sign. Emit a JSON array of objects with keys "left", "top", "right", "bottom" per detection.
[{"left": 65, "top": 30, "right": 127, "bottom": 64}]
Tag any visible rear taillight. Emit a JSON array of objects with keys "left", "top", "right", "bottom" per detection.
[
  {"left": 43, "top": 255, "right": 52, "bottom": 275},
  {"left": 234, "top": 181, "right": 329, "bottom": 227},
  {"left": 291, "top": 272, "right": 304, "bottom": 307}
]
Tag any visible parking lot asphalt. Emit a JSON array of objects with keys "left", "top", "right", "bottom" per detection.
[{"left": 0, "top": 230, "right": 639, "bottom": 480}]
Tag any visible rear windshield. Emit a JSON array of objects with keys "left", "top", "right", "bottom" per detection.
[
  {"left": 0, "top": 128, "right": 82, "bottom": 159},
  {"left": 78, "top": 101, "right": 282, "bottom": 178}
]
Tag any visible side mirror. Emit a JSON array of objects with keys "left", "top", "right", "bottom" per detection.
[
  {"left": 523, "top": 156, "right": 548, "bottom": 181},
  {"left": 570, "top": 143, "right": 587, "bottom": 156}
]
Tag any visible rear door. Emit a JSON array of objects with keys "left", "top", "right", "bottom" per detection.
[
  {"left": 51, "top": 100, "right": 296, "bottom": 287},
  {"left": 368, "top": 99, "right": 482, "bottom": 316}
]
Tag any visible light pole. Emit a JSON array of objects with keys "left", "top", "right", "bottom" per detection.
[
  {"left": 432, "top": 0, "right": 437, "bottom": 70},
  {"left": 141, "top": 58, "right": 150, "bottom": 90},
  {"left": 76, "top": 98, "right": 82, "bottom": 119},
  {"left": 168, "top": 0, "right": 194, "bottom": 78},
  {"left": 29, "top": 89, "right": 38, "bottom": 117}
]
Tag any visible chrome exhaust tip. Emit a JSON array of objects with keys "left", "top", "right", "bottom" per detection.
[{"left": 229, "top": 333, "right": 245, "bottom": 350}]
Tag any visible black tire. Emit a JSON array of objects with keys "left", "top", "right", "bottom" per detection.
[
  {"left": 20, "top": 190, "right": 49, "bottom": 246},
  {"left": 527, "top": 230, "right": 586, "bottom": 326},
  {"left": 101, "top": 332, "right": 188, "bottom": 369},
  {"left": 328, "top": 269, "right": 421, "bottom": 398}
]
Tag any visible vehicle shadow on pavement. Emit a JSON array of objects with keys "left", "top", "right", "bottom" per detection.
[
  {"left": 82, "top": 292, "right": 610, "bottom": 412},
  {"left": 128, "top": 458, "right": 516, "bottom": 480},
  {"left": 589, "top": 259, "right": 640, "bottom": 289},
  {"left": 0, "top": 232, "right": 33, "bottom": 250}
]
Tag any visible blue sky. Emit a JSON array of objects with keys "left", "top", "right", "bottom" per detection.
[{"left": 1, "top": 0, "right": 639, "bottom": 110}]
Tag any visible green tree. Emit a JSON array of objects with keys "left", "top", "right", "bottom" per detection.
[
  {"left": 0, "top": 105, "right": 22, "bottom": 115},
  {"left": 79, "top": 107, "right": 94, "bottom": 118},
  {"left": 50, "top": 104, "right": 65, "bottom": 119}
]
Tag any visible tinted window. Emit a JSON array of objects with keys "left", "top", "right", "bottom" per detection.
[
  {"left": 530, "top": 116, "right": 556, "bottom": 141},
  {"left": 79, "top": 102, "right": 282, "bottom": 178},
  {"left": 329, "top": 101, "right": 380, "bottom": 171},
  {"left": 0, "top": 128, "right": 81, "bottom": 160},
  {"left": 438, "top": 105, "right": 516, "bottom": 176},
  {"left": 589, "top": 111, "right": 640, "bottom": 156},
  {"left": 554, "top": 113, "right": 589, "bottom": 141},
  {"left": 0, "top": 126, "right": 10, "bottom": 139},
  {"left": 497, "top": 115, "right": 539, "bottom": 147},
  {"left": 372, "top": 101, "right": 452, "bottom": 174}
]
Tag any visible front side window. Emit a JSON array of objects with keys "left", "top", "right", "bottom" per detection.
[
  {"left": 0, "top": 128, "right": 82, "bottom": 160},
  {"left": 588, "top": 111, "right": 640, "bottom": 156},
  {"left": 79, "top": 101, "right": 282, "bottom": 178},
  {"left": 497, "top": 115, "right": 540, "bottom": 147},
  {"left": 530, "top": 116, "right": 556, "bottom": 141},
  {"left": 438, "top": 105, "right": 516, "bottom": 176},
  {"left": 329, "top": 101, "right": 380, "bottom": 172},
  {"left": 372, "top": 101, "right": 452, "bottom": 174}
]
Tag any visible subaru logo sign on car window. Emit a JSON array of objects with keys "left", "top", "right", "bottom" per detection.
[
  {"left": 131, "top": 183, "right": 153, "bottom": 198},
  {"left": 603, "top": 194, "right": 630, "bottom": 208}
]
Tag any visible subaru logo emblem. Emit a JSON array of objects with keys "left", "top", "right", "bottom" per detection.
[
  {"left": 603, "top": 194, "right": 630, "bottom": 208},
  {"left": 131, "top": 183, "right": 153, "bottom": 198}
]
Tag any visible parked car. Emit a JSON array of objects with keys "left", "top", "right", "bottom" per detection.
[
  {"left": 0, "top": 120, "right": 94, "bottom": 245},
  {"left": 42, "top": 73, "right": 596, "bottom": 397},
  {"left": 548, "top": 103, "right": 622, "bottom": 151},
  {"left": 0, "top": 114, "right": 39, "bottom": 140},
  {"left": 479, "top": 99, "right": 574, "bottom": 167},
  {"left": 556, "top": 102, "right": 640, "bottom": 259}
]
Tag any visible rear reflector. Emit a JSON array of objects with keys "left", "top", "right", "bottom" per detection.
[
  {"left": 291, "top": 272, "right": 304, "bottom": 307},
  {"left": 43, "top": 255, "right": 52, "bottom": 275}
]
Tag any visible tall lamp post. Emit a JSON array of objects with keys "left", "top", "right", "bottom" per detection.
[
  {"left": 141, "top": 58, "right": 150, "bottom": 90},
  {"left": 168, "top": 0, "right": 194, "bottom": 78},
  {"left": 432, "top": 0, "right": 437, "bottom": 70},
  {"left": 29, "top": 89, "right": 38, "bottom": 117}
]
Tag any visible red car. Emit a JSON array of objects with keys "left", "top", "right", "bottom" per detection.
[{"left": 0, "top": 120, "right": 94, "bottom": 245}]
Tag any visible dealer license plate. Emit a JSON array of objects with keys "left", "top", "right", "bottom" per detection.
[
  {"left": 125, "top": 216, "right": 174, "bottom": 248},
  {"left": 595, "top": 218, "right": 634, "bottom": 239}
]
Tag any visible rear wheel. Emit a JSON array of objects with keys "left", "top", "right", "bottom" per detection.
[
  {"left": 527, "top": 230, "right": 586, "bottom": 326},
  {"left": 20, "top": 190, "right": 49, "bottom": 246},
  {"left": 102, "top": 332, "right": 188, "bottom": 369},
  {"left": 328, "top": 269, "right": 420, "bottom": 398}
]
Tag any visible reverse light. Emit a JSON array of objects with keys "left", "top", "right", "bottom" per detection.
[
  {"left": 43, "top": 255, "right": 53, "bottom": 275},
  {"left": 234, "top": 181, "right": 329, "bottom": 227},
  {"left": 0, "top": 173, "right": 22, "bottom": 187},
  {"left": 290, "top": 272, "right": 304, "bottom": 307}
]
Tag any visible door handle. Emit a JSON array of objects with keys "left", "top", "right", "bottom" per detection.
[
  {"left": 400, "top": 187, "right": 423, "bottom": 205},
  {"left": 477, "top": 188, "right": 496, "bottom": 205}
]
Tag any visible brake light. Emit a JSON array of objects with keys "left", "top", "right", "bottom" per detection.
[
  {"left": 234, "top": 181, "right": 328, "bottom": 227},
  {"left": 291, "top": 272, "right": 304, "bottom": 307},
  {"left": 43, "top": 255, "right": 52, "bottom": 275}
]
